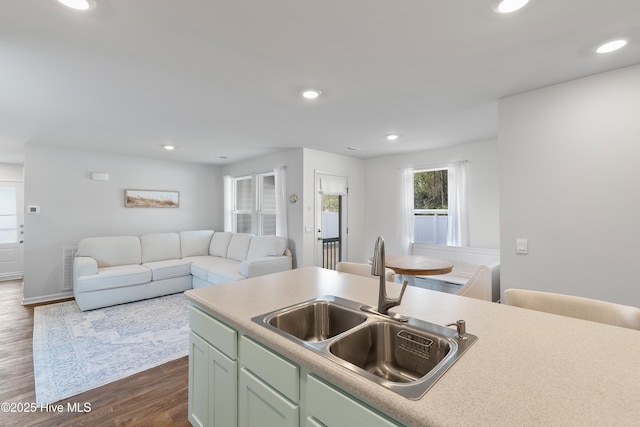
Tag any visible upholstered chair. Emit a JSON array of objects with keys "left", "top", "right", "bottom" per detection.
[{"left": 503, "top": 288, "right": 640, "bottom": 330}]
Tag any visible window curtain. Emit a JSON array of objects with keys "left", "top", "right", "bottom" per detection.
[
  {"left": 401, "top": 168, "right": 415, "bottom": 255},
  {"left": 446, "top": 160, "right": 469, "bottom": 247},
  {"left": 223, "top": 175, "right": 233, "bottom": 232},
  {"left": 274, "top": 166, "right": 288, "bottom": 239}
]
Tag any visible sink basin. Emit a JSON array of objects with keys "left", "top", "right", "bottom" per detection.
[
  {"left": 329, "top": 322, "right": 452, "bottom": 383},
  {"left": 263, "top": 298, "right": 367, "bottom": 342},
  {"left": 253, "top": 295, "right": 477, "bottom": 399}
]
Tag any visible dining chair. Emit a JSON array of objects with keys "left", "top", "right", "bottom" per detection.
[
  {"left": 455, "top": 266, "right": 492, "bottom": 301},
  {"left": 336, "top": 261, "right": 395, "bottom": 282},
  {"left": 503, "top": 288, "right": 640, "bottom": 330}
]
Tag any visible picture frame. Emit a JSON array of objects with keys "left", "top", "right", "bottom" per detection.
[{"left": 124, "top": 189, "right": 179, "bottom": 208}]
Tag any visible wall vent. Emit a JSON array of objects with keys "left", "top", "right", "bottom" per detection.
[{"left": 61, "top": 246, "right": 78, "bottom": 292}]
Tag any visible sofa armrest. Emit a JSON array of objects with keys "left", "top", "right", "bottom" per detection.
[
  {"left": 240, "top": 256, "right": 292, "bottom": 278},
  {"left": 74, "top": 256, "right": 98, "bottom": 279}
]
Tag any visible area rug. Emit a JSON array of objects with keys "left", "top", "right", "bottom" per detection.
[{"left": 33, "top": 293, "right": 190, "bottom": 405}]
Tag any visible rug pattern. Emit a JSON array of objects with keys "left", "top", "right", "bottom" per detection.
[{"left": 33, "top": 293, "right": 190, "bottom": 405}]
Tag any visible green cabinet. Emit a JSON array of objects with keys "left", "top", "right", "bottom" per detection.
[
  {"left": 188, "top": 307, "right": 238, "bottom": 427},
  {"left": 306, "top": 375, "right": 401, "bottom": 427},
  {"left": 188, "top": 305, "right": 402, "bottom": 427},
  {"left": 238, "top": 368, "right": 299, "bottom": 427},
  {"left": 238, "top": 335, "right": 300, "bottom": 427}
]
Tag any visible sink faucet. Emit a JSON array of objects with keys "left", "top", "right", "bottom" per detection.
[{"left": 371, "top": 236, "right": 408, "bottom": 315}]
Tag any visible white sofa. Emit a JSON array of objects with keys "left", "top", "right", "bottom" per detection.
[
  {"left": 411, "top": 243, "right": 500, "bottom": 302},
  {"left": 73, "top": 230, "right": 292, "bottom": 311}
]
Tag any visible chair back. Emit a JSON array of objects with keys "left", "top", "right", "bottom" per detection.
[
  {"left": 456, "top": 266, "right": 492, "bottom": 301},
  {"left": 503, "top": 288, "right": 640, "bottom": 330}
]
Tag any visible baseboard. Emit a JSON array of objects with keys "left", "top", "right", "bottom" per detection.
[{"left": 22, "top": 291, "right": 74, "bottom": 306}]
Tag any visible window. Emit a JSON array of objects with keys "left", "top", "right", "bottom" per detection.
[
  {"left": 258, "top": 174, "right": 276, "bottom": 235},
  {"left": 233, "top": 176, "right": 253, "bottom": 233},
  {"left": 413, "top": 168, "right": 448, "bottom": 245},
  {"left": 0, "top": 187, "right": 17, "bottom": 243},
  {"left": 231, "top": 173, "right": 276, "bottom": 235}
]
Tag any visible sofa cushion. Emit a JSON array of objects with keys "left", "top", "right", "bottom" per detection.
[
  {"left": 143, "top": 259, "right": 192, "bottom": 281},
  {"left": 247, "top": 235, "right": 287, "bottom": 259},
  {"left": 183, "top": 256, "right": 216, "bottom": 280},
  {"left": 75, "top": 264, "right": 151, "bottom": 292},
  {"left": 188, "top": 256, "right": 245, "bottom": 283},
  {"left": 227, "top": 233, "right": 253, "bottom": 261},
  {"left": 77, "top": 236, "right": 141, "bottom": 268},
  {"left": 209, "top": 232, "right": 233, "bottom": 257},
  {"left": 180, "top": 230, "right": 214, "bottom": 257},
  {"left": 141, "top": 233, "right": 181, "bottom": 263},
  {"left": 206, "top": 260, "right": 246, "bottom": 284}
]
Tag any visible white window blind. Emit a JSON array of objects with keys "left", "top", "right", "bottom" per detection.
[{"left": 318, "top": 175, "right": 348, "bottom": 195}]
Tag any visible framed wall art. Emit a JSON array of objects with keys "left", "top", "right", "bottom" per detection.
[{"left": 124, "top": 189, "right": 179, "bottom": 208}]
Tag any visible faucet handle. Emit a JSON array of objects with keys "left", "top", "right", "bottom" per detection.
[{"left": 446, "top": 319, "right": 467, "bottom": 340}]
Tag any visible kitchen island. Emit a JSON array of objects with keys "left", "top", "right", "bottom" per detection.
[{"left": 185, "top": 266, "right": 640, "bottom": 426}]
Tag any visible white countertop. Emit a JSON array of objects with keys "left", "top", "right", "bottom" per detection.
[{"left": 185, "top": 266, "right": 640, "bottom": 427}]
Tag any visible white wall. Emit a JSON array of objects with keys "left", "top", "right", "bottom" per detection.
[
  {"left": 0, "top": 163, "right": 23, "bottom": 181},
  {"left": 364, "top": 140, "right": 501, "bottom": 256},
  {"left": 23, "top": 145, "right": 221, "bottom": 303},
  {"left": 221, "top": 148, "right": 304, "bottom": 267},
  {"left": 499, "top": 64, "right": 640, "bottom": 305},
  {"left": 302, "top": 149, "right": 367, "bottom": 266}
]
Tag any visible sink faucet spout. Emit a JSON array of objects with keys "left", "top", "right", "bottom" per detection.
[{"left": 372, "top": 237, "right": 408, "bottom": 315}]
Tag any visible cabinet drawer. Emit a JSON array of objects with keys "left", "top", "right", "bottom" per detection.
[
  {"left": 240, "top": 335, "right": 299, "bottom": 403},
  {"left": 307, "top": 375, "right": 401, "bottom": 427},
  {"left": 189, "top": 305, "right": 237, "bottom": 359}
]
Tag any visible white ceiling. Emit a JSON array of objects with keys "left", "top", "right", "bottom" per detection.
[{"left": 1, "top": 0, "right": 639, "bottom": 165}]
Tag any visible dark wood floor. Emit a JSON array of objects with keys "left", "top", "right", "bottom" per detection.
[{"left": 0, "top": 280, "right": 190, "bottom": 427}]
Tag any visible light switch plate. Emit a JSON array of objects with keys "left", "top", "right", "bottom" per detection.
[{"left": 516, "top": 238, "right": 528, "bottom": 254}]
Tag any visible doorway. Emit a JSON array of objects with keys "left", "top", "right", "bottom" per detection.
[
  {"left": 315, "top": 172, "right": 348, "bottom": 269},
  {"left": 0, "top": 182, "right": 24, "bottom": 280}
]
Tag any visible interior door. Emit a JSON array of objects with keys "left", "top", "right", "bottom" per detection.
[{"left": 0, "top": 182, "right": 24, "bottom": 280}]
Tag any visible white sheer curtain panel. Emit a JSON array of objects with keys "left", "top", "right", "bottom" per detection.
[
  {"left": 402, "top": 168, "right": 415, "bottom": 254},
  {"left": 223, "top": 175, "right": 233, "bottom": 232},
  {"left": 447, "top": 160, "right": 469, "bottom": 247},
  {"left": 274, "top": 166, "right": 288, "bottom": 239}
]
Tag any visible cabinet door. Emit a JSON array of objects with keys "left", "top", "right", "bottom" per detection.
[
  {"left": 189, "top": 332, "right": 210, "bottom": 427},
  {"left": 239, "top": 367, "right": 299, "bottom": 427},
  {"left": 209, "top": 344, "right": 238, "bottom": 426},
  {"left": 188, "top": 332, "right": 238, "bottom": 427},
  {"left": 306, "top": 375, "right": 401, "bottom": 427}
]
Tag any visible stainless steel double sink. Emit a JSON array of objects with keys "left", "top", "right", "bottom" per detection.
[{"left": 252, "top": 295, "right": 477, "bottom": 399}]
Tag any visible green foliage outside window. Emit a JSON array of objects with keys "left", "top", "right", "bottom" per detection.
[
  {"left": 414, "top": 169, "right": 448, "bottom": 209},
  {"left": 322, "top": 194, "right": 340, "bottom": 212}
]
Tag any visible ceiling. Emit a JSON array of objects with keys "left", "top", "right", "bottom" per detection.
[{"left": 1, "top": 0, "right": 639, "bottom": 165}]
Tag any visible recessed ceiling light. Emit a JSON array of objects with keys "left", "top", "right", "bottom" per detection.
[
  {"left": 301, "top": 89, "right": 322, "bottom": 100},
  {"left": 163, "top": 145, "right": 175, "bottom": 151},
  {"left": 596, "top": 39, "right": 628, "bottom": 54},
  {"left": 386, "top": 134, "right": 400, "bottom": 142},
  {"left": 494, "top": 0, "right": 529, "bottom": 14},
  {"left": 56, "top": 0, "right": 97, "bottom": 11}
]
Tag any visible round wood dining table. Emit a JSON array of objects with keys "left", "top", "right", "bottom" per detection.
[{"left": 383, "top": 255, "right": 453, "bottom": 276}]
